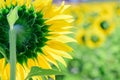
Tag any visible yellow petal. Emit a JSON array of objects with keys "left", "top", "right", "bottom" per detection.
[
  {"left": 26, "top": 0, "right": 32, "bottom": 8},
  {"left": 41, "top": 50, "right": 59, "bottom": 68},
  {"left": 55, "top": 1, "right": 70, "bottom": 13},
  {"left": 49, "top": 22, "right": 72, "bottom": 30},
  {"left": 37, "top": 54, "right": 51, "bottom": 69},
  {"left": 49, "top": 26, "right": 72, "bottom": 32},
  {"left": 61, "top": 26, "right": 73, "bottom": 29},
  {"left": 2, "top": 63, "right": 10, "bottom": 80},
  {"left": 42, "top": 46, "right": 67, "bottom": 67},
  {"left": 12, "top": 0, "right": 17, "bottom": 5},
  {"left": 46, "top": 15, "right": 74, "bottom": 23},
  {"left": 17, "top": 0, "right": 25, "bottom": 6},
  {"left": 0, "top": 0, "right": 5, "bottom": 8},
  {"left": 16, "top": 63, "right": 25, "bottom": 80},
  {"left": 5, "top": 0, "right": 11, "bottom": 7},
  {"left": 49, "top": 31, "right": 73, "bottom": 34},
  {"left": 33, "top": 0, "right": 48, "bottom": 12},
  {"left": 41, "top": 0, "right": 52, "bottom": 14},
  {"left": 47, "top": 35, "right": 76, "bottom": 43},
  {"left": 45, "top": 45, "right": 72, "bottom": 59},
  {"left": 49, "top": 75, "right": 55, "bottom": 80},
  {"left": 0, "top": 59, "right": 5, "bottom": 78},
  {"left": 27, "top": 59, "right": 37, "bottom": 69},
  {"left": 46, "top": 40, "right": 73, "bottom": 52}
]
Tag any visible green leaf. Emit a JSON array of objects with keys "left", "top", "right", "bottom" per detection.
[
  {"left": 56, "top": 60, "right": 68, "bottom": 72},
  {"left": 0, "top": 47, "right": 9, "bottom": 62},
  {"left": 7, "top": 6, "right": 19, "bottom": 29},
  {"left": 25, "top": 66, "right": 64, "bottom": 80}
]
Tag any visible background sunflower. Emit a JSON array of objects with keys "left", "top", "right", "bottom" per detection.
[{"left": 54, "top": 0, "right": 120, "bottom": 80}]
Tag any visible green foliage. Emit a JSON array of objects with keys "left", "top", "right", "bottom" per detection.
[
  {"left": 56, "top": 26, "right": 120, "bottom": 80},
  {"left": 0, "top": 47, "right": 8, "bottom": 62},
  {"left": 25, "top": 66, "right": 64, "bottom": 80}
]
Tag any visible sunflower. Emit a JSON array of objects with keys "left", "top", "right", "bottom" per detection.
[
  {"left": 85, "top": 28, "right": 106, "bottom": 48},
  {"left": 76, "top": 29, "right": 86, "bottom": 45},
  {"left": 0, "top": 0, "right": 75, "bottom": 80},
  {"left": 99, "top": 3, "right": 114, "bottom": 19},
  {"left": 94, "top": 17, "right": 115, "bottom": 35},
  {"left": 115, "top": 4, "right": 120, "bottom": 16},
  {"left": 70, "top": 5, "right": 83, "bottom": 26}
]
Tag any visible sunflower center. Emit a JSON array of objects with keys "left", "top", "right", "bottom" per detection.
[
  {"left": 91, "top": 35, "right": 99, "bottom": 43},
  {"left": 82, "top": 35, "right": 86, "bottom": 43},
  {"left": 0, "top": 5, "right": 49, "bottom": 64},
  {"left": 83, "top": 22, "right": 91, "bottom": 29},
  {"left": 100, "top": 21, "right": 109, "bottom": 30},
  {"left": 14, "top": 24, "right": 32, "bottom": 51}
]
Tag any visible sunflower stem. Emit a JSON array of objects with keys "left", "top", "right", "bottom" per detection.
[
  {"left": 9, "top": 29, "right": 16, "bottom": 80},
  {"left": 7, "top": 6, "right": 19, "bottom": 80}
]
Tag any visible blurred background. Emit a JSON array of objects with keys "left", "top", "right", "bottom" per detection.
[{"left": 53, "top": 0, "right": 120, "bottom": 80}]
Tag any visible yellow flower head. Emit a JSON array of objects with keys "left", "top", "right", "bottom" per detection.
[
  {"left": 76, "top": 27, "right": 105, "bottom": 48},
  {"left": 115, "top": 4, "right": 120, "bottom": 16},
  {"left": 86, "top": 28, "right": 106, "bottom": 48},
  {"left": 94, "top": 17, "right": 115, "bottom": 35},
  {"left": 76, "top": 29, "right": 86, "bottom": 45},
  {"left": 99, "top": 3, "right": 114, "bottom": 19},
  {"left": 0, "top": 0, "right": 75, "bottom": 80},
  {"left": 70, "top": 4, "right": 83, "bottom": 25}
]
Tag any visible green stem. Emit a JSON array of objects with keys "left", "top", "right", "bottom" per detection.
[{"left": 9, "top": 28, "right": 16, "bottom": 80}]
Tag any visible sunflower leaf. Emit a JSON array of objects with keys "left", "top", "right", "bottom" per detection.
[
  {"left": 7, "top": 6, "right": 19, "bottom": 29},
  {"left": 0, "top": 47, "right": 9, "bottom": 62},
  {"left": 25, "top": 66, "right": 64, "bottom": 80}
]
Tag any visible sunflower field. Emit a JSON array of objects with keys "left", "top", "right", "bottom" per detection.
[
  {"left": 0, "top": 0, "right": 120, "bottom": 80},
  {"left": 56, "top": 1, "right": 120, "bottom": 80}
]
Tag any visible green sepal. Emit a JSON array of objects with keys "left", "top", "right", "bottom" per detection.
[{"left": 7, "top": 6, "right": 19, "bottom": 29}]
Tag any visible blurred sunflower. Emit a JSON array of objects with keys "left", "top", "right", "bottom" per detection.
[
  {"left": 86, "top": 29, "right": 105, "bottom": 48},
  {"left": 0, "top": 0, "right": 75, "bottom": 80},
  {"left": 99, "top": 3, "right": 114, "bottom": 19},
  {"left": 115, "top": 4, "right": 120, "bottom": 16},
  {"left": 76, "top": 29, "right": 86, "bottom": 45},
  {"left": 81, "top": 16, "right": 95, "bottom": 30},
  {"left": 64, "top": 4, "right": 83, "bottom": 26},
  {"left": 71, "top": 6, "right": 83, "bottom": 25},
  {"left": 94, "top": 17, "right": 115, "bottom": 35}
]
